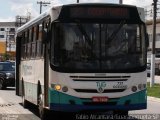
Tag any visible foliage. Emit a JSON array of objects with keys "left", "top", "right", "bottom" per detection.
[
  {"left": 1, "top": 53, "right": 11, "bottom": 61},
  {"left": 147, "top": 83, "right": 160, "bottom": 98}
]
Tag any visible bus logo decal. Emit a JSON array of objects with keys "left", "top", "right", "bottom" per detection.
[{"left": 96, "top": 82, "right": 106, "bottom": 93}]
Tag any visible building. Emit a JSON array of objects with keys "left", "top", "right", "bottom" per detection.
[
  {"left": 0, "top": 22, "right": 17, "bottom": 61},
  {"left": 146, "top": 18, "right": 160, "bottom": 56}
]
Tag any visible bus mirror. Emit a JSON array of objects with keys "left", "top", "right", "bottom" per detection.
[{"left": 146, "top": 33, "right": 149, "bottom": 48}]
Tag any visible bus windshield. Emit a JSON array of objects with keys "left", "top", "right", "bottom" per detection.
[{"left": 51, "top": 22, "right": 147, "bottom": 72}]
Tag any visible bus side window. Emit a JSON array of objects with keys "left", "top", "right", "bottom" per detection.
[
  {"left": 42, "top": 20, "right": 50, "bottom": 55},
  {"left": 31, "top": 27, "right": 36, "bottom": 58},
  {"left": 27, "top": 29, "right": 32, "bottom": 59},
  {"left": 35, "top": 19, "right": 50, "bottom": 58},
  {"left": 35, "top": 24, "right": 39, "bottom": 58},
  {"left": 21, "top": 32, "right": 25, "bottom": 60},
  {"left": 24, "top": 31, "right": 28, "bottom": 59},
  {"left": 36, "top": 23, "right": 43, "bottom": 58}
]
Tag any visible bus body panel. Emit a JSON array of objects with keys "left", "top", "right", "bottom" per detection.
[
  {"left": 49, "top": 71, "right": 147, "bottom": 98},
  {"left": 20, "top": 59, "right": 44, "bottom": 104},
  {"left": 49, "top": 89, "right": 146, "bottom": 112},
  {"left": 48, "top": 70, "right": 147, "bottom": 111},
  {"left": 16, "top": 3, "right": 148, "bottom": 113}
]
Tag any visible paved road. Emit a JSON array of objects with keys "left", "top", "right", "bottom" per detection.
[
  {"left": 129, "top": 97, "right": 160, "bottom": 120},
  {"left": 0, "top": 87, "right": 40, "bottom": 120},
  {"left": 0, "top": 88, "right": 160, "bottom": 120}
]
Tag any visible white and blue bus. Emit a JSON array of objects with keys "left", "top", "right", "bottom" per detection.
[{"left": 16, "top": 3, "right": 149, "bottom": 119}]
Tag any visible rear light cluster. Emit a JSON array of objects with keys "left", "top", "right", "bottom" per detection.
[{"left": 131, "top": 84, "right": 146, "bottom": 92}]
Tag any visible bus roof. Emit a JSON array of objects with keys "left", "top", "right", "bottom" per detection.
[{"left": 17, "top": 10, "right": 50, "bottom": 33}]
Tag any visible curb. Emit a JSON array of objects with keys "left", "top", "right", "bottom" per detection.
[{"left": 147, "top": 96, "right": 160, "bottom": 103}]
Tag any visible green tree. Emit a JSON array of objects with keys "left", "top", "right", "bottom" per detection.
[{"left": 2, "top": 53, "right": 11, "bottom": 61}]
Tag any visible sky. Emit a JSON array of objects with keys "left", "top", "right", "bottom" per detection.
[{"left": 0, "top": 0, "right": 154, "bottom": 22}]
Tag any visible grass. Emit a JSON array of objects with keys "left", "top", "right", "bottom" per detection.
[{"left": 147, "top": 82, "right": 160, "bottom": 98}]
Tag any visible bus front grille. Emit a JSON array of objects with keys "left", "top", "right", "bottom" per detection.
[
  {"left": 74, "top": 89, "right": 126, "bottom": 93},
  {"left": 70, "top": 75, "right": 130, "bottom": 82}
]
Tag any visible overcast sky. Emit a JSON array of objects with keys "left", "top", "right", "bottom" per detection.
[{"left": 0, "top": 0, "right": 153, "bottom": 22}]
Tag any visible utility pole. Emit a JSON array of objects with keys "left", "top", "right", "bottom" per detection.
[
  {"left": 150, "top": 0, "right": 158, "bottom": 87},
  {"left": 77, "top": 0, "right": 79, "bottom": 3},
  {"left": 119, "top": 0, "right": 123, "bottom": 4},
  {"left": 15, "top": 16, "right": 29, "bottom": 27},
  {"left": 37, "top": 1, "right": 50, "bottom": 14}
]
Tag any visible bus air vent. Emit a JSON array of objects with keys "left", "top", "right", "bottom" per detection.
[
  {"left": 74, "top": 89, "right": 125, "bottom": 93},
  {"left": 70, "top": 75, "right": 130, "bottom": 82}
]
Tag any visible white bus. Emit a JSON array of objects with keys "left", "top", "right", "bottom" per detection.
[{"left": 16, "top": 3, "right": 149, "bottom": 120}]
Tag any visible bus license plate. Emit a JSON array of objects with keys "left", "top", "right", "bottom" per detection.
[{"left": 92, "top": 97, "right": 108, "bottom": 102}]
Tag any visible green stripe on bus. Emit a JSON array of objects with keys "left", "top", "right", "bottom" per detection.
[
  {"left": 49, "top": 88, "right": 146, "bottom": 105},
  {"left": 118, "top": 89, "right": 146, "bottom": 104}
]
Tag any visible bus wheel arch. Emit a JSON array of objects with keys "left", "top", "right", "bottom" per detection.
[
  {"left": 22, "top": 78, "right": 30, "bottom": 108},
  {"left": 38, "top": 94, "right": 50, "bottom": 120},
  {"left": 37, "top": 81, "right": 42, "bottom": 104}
]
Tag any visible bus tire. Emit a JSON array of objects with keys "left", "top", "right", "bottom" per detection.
[
  {"left": 22, "top": 79, "right": 29, "bottom": 108},
  {"left": 38, "top": 94, "right": 48, "bottom": 120},
  {"left": 22, "top": 94, "right": 30, "bottom": 108}
]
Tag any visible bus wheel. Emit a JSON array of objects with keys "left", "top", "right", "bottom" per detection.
[
  {"left": 38, "top": 94, "right": 47, "bottom": 120},
  {"left": 22, "top": 81, "right": 29, "bottom": 108},
  {"left": 22, "top": 94, "right": 29, "bottom": 108}
]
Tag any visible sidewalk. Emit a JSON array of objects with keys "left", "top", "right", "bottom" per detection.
[
  {"left": 148, "top": 96, "right": 160, "bottom": 103},
  {"left": 147, "top": 75, "right": 160, "bottom": 84},
  {"left": 147, "top": 76, "right": 160, "bottom": 102}
]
